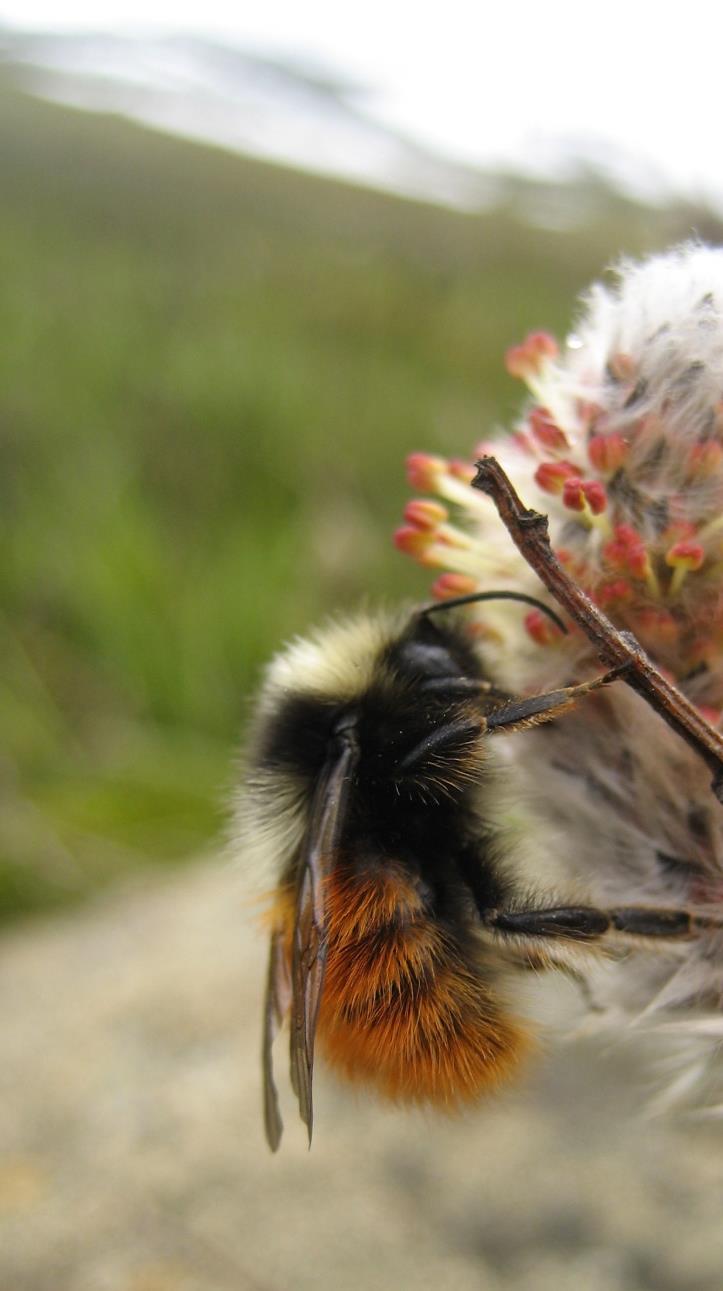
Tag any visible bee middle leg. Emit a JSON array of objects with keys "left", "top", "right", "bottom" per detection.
[{"left": 487, "top": 904, "right": 721, "bottom": 943}]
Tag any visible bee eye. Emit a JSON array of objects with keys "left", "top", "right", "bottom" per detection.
[{"left": 397, "top": 641, "right": 460, "bottom": 678}]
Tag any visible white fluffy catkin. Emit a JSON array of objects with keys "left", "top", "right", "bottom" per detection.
[{"left": 399, "top": 243, "right": 723, "bottom": 1113}]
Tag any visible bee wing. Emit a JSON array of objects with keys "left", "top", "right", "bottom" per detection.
[
  {"left": 262, "top": 927, "right": 291, "bottom": 1152},
  {"left": 289, "top": 730, "right": 358, "bottom": 1146}
]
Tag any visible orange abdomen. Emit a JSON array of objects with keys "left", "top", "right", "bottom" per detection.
[{"left": 316, "top": 864, "right": 530, "bottom": 1106}]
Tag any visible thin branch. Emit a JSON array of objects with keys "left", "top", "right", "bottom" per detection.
[{"left": 472, "top": 456, "right": 723, "bottom": 803}]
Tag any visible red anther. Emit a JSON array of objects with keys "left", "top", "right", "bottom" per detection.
[
  {"left": 393, "top": 525, "right": 433, "bottom": 558},
  {"left": 403, "top": 499, "right": 448, "bottom": 531},
  {"left": 504, "top": 344, "right": 529, "bottom": 379},
  {"left": 524, "top": 608, "right": 564, "bottom": 646},
  {"left": 562, "top": 477, "right": 585, "bottom": 512},
  {"left": 602, "top": 537, "right": 626, "bottom": 570},
  {"left": 581, "top": 480, "right": 607, "bottom": 515},
  {"left": 534, "top": 460, "right": 578, "bottom": 495},
  {"left": 596, "top": 579, "right": 634, "bottom": 606},
  {"left": 405, "top": 452, "right": 447, "bottom": 491},
  {"left": 588, "top": 433, "right": 629, "bottom": 473},
  {"left": 431, "top": 573, "right": 478, "bottom": 600},
  {"left": 530, "top": 332, "right": 558, "bottom": 357},
  {"left": 636, "top": 608, "right": 679, "bottom": 643},
  {"left": 665, "top": 540, "right": 705, "bottom": 571},
  {"left": 615, "top": 523, "right": 640, "bottom": 547},
  {"left": 505, "top": 331, "right": 558, "bottom": 379},
  {"left": 448, "top": 459, "right": 476, "bottom": 483},
  {"left": 604, "top": 524, "right": 649, "bottom": 578},
  {"left": 528, "top": 406, "right": 569, "bottom": 450},
  {"left": 625, "top": 542, "right": 652, "bottom": 580}
]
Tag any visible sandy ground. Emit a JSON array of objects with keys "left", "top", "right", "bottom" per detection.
[{"left": 1, "top": 858, "right": 722, "bottom": 1291}]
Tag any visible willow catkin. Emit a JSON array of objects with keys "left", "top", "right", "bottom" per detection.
[{"left": 397, "top": 243, "right": 723, "bottom": 1112}]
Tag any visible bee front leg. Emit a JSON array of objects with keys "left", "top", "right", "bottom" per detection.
[{"left": 484, "top": 663, "right": 631, "bottom": 736}]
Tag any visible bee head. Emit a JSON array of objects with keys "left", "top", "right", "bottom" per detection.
[
  {"left": 246, "top": 609, "right": 491, "bottom": 828},
  {"left": 352, "top": 611, "right": 490, "bottom": 801}
]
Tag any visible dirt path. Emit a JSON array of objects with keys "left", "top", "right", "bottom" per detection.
[{"left": 1, "top": 858, "right": 722, "bottom": 1291}]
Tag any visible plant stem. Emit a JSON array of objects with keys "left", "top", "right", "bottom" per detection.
[{"left": 472, "top": 456, "right": 723, "bottom": 802}]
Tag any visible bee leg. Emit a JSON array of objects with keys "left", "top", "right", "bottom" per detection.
[
  {"left": 607, "top": 907, "right": 719, "bottom": 937},
  {"left": 487, "top": 904, "right": 722, "bottom": 943},
  {"left": 485, "top": 663, "right": 631, "bottom": 735},
  {"left": 488, "top": 906, "right": 611, "bottom": 940},
  {"left": 398, "top": 717, "right": 485, "bottom": 773}
]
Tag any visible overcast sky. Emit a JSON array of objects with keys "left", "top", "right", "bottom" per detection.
[{"left": 1, "top": 2, "right": 720, "bottom": 207}]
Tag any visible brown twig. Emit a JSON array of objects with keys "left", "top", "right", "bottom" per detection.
[{"left": 472, "top": 456, "right": 723, "bottom": 803}]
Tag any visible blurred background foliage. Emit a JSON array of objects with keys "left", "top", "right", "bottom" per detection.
[{"left": 2, "top": 72, "right": 721, "bottom": 921}]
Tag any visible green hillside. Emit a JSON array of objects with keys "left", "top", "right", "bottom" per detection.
[{"left": 1, "top": 75, "right": 719, "bottom": 919}]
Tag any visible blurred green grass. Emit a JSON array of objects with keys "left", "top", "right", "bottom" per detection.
[{"left": 2, "top": 76, "right": 720, "bottom": 920}]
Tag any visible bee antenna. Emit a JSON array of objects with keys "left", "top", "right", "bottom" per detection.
[{"left": 422, "top": 590, "right": 568, "bottom": 635}]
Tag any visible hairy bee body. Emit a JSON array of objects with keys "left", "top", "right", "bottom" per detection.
[
  {"left": 240, "top": 599, "right": 687, "bottom": 1147},
  {"left": 241, "top": 607, "right": 537, "bottom": 1145},
  {"left": 281, "top": 853, "right": 526, "bottom": 1107},
  {"left": 241, "top": 245, "right": 723, "bottom": 1144}
]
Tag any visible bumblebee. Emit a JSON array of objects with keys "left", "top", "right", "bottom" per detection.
[{"left": 239, "top": 592, "right": 711, "bottom": 1149}]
